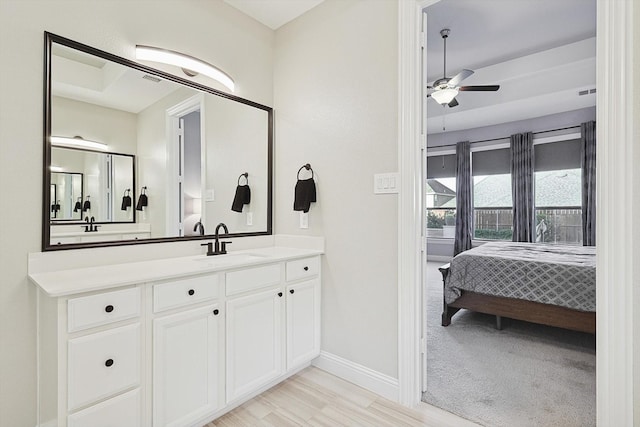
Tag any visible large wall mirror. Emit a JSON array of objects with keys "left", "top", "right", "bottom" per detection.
[{"left": 43, "top": 32, "right": 273, "bottom": 250}]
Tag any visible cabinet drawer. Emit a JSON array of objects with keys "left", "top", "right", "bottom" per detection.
[
  {"left": 68, "top": 287, "right": 140, "bottom": 333},
  {"left": 68, "top": 388, "right": 141, "bottom": 427},
  {"left": 226, "top": 263, "right": 281, "bottom": 296},
  {"left": 154, "top": 274, "right": 219, "bottom": 313},
  {"left": 286, "top": 257, "right": 320, "bottom": 282},
  {"left": 68, "top": 323, "right": 140, "bottom": 411}
]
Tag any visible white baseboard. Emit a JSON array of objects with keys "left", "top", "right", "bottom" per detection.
[
  {"left": 312, "top": 351, "right": 399, "bottom": 402},
  {"left": 426, "top": 255, "right": 451, "bottom": 263}
]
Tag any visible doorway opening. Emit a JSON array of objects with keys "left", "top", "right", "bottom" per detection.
[{"left": 166, "top": 94, "right": 206, "bottom": 237}]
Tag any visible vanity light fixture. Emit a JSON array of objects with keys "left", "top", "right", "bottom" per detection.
[
  {"left": 431, "top": 88, "right": 459, "bottom": 105},
  {"left": 135, "top": 45, "right": 235, "bottom": 92},
  {"left": 51, "top": 136, "right": 108, "bottom": 151},
  {"left": 50, "top": 165, "right": 64, "bottom": 172}
]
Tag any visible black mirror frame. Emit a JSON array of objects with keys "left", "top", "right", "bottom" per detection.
[{"left": 42, "top": 31, "right": 273, "bottom": 251}]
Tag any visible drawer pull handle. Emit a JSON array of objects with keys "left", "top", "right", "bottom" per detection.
[
  {"left": 213, "top": 309, "right": 219, "bottom": 315},
  {"left": 290, "top": 289, "right": 295, "bottom": 294},
  {"left": 105, "top": 305, "right": 114, "bottom": 313},
  {"left": 278, "top": 292, "right": 283, "bottom": 297},
  {"left": 188, "top": 289, "right": 195, "bottom": 296},
  {"left": 105, "top": 359, "right": 114, "bottom": 367},
  {"left": 303, "top": 266, "right": 309, "bottom": 271}
]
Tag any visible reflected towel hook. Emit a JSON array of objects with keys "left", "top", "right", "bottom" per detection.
[
  {"left": 123, "top": 188, "right": 131, "bottom": 196},
  {"left": 237, "top": 172, "right": 249, "bottom": 185},
  {"left": 297, "top": 163, "right": 314, "bottom": 180}
]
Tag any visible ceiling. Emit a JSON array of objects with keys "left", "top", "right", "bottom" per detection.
[
  {"left": 223, "top": 0, "right": 325, "bottom": 30},
  {"left": 425, "top": 0, "right": 596, "bottom": 134}
]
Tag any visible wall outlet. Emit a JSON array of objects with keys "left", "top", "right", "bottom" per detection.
[
  {"left": 246, "top": 212, "right": 253, "bottom": 226},
  {"left": 299, "top": 212, "right": 309, "bottom": 229}
]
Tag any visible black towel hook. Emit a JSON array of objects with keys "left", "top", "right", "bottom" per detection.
[
  {"left": 297, "top": 163, "right": 314, "bottom": 180},
  {"left": 123, "top": 188, "right": 130, "bottom": 196},
  {"left": 237, "top": 172, "right": 249, "bottom": 185},
  {"left": 140, "top": 186, "right": 147, "bottom": 195}
]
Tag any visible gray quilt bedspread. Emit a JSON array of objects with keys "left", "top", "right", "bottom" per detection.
[{"left": 444, "top": 242, "right": 596, "bottom": 312}]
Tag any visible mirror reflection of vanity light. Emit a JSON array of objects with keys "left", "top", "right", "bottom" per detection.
[
  {"left": 49, "top": 165, "right": 64, "bottom": 172},
  {"left": 135, "top": 45, "right": 235, "bottom": 92},
  {"left": 51, "top": 136, "right": 108, "bottom": 151}
]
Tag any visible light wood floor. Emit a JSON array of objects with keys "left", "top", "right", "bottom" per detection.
[{"left": 205, "top": 367, "right": 480, "bottom": 427}]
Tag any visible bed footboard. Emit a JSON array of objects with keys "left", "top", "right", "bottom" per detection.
[{"left": 439, "top": 263, "right": 460, "bottom": 326}]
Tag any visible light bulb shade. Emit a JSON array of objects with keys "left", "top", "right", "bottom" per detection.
[
  {"left": 51, "top": 136, "right": 108, "bottom": 151},
  {"left": 136, "top": 45, "right": 235, "bottom": 92},
  {"left": 431, "top": 88, "right": 459, "bottom": 105}
]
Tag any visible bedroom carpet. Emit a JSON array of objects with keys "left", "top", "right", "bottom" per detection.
[{"left": 422, "top": 262, "right": 596, "bottom": 427}]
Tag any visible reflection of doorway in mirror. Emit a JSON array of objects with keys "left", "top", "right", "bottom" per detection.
[{"left": 166, "top": 94, "right": 205, "bottom": 237}]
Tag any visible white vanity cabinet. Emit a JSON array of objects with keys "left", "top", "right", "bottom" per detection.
[
  {"left": 32, "top": 248, "right": 322, "bottom": 427},
  {"left": 152, "top": 273, "right": 223, "bottom": 427},
  {"left": 36, "top": 285, "right": 143, "bottom": 427},
  {"left": 225, "top": 257, "right": 321, "bottom": 403}
]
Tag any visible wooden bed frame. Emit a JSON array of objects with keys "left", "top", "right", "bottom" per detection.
[{"left": 439, "top": 263, "right": 596, "bottom": 334}]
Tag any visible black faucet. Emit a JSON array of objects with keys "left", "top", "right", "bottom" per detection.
[
  {"left": 193, "top": 218, "right": 205, "bottom": 235},
  {"left": 84, "top": 216, "right": 100, "bottom": 232},
  {"left": 200, "top": 223, "right": 231, "bottom": 256}
]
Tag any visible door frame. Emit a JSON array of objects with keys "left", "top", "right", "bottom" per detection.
[
  {"left": 397, "top": 1, "right": 638, "bottom": 424},
  {"left": 166, "top": 94, "right": 206, "bottom": 237}
]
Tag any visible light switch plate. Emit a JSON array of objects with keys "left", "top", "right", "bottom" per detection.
[
  {"left": 299, "top": 212, "right": 309, "bottom": 229},
  {"left": 205, "top": 189, "right": 215, "bottom": 201},
  {"left": 374, "top": 173, "right": 400, "bottom": 194}
]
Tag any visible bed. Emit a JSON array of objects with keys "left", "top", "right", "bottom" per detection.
[{"left": 439, "top": 241, "right": 596, "bottom": 334}]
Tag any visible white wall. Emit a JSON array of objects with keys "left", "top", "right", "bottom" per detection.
[
  {"left": 274, "top": 0, "right": 399, "bottom": 378},
  {"left": 0, "top": 1, "right": 273, "bottom": 425}
]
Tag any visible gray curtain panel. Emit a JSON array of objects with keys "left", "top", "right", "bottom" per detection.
[
  {"left": 510, "top": 132, "right": 535, "bottom": 242},
  {"left": 454, "top": 141, "right": 473, "bottom": 256},
  {"left": 581, "top": 121, "right": 596, "bottom": 246}
]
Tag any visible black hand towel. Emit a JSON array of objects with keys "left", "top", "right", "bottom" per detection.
[
  {"left": 121, "top": 194, "right": 132, "bottom": 210},
  {"left": 82, "top": 199, "right": 91, "bottom": 212},
  {"left": 136, "top": 194, "right": 148, "bottom": 211},
  {"left": 293, "top": 178, "right": 316, "bottom": 213},
  {"left": 74, "top": 199, "right": 82, "bottom": 212},
  {"left": 231, "top": 185, "right": 251, "bottom": 212}
]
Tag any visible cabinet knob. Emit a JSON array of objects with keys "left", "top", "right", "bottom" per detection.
[
  {"left": 278, "top": 292, "right": 283, "bottom": 297},
  {"left": 188, "top": 289, "right": 195, "bottom": 296},
  {"left": 105, "top": 305, "right": 114, "bottom": 313},
  {"left": 303, "top": 266, "right": 309, "bottom": 271},
  {"left": 290, "top": 289, "right": 295, "bottom": 294},
  {"left": 213, "top": 309, "right": 219, "bottom": 315},
  {"left": 105, "top": 359, "right": 114, "bottom": 367}
]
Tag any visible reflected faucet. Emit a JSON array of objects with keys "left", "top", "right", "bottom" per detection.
[
  {"left": 84, "top": 216, "right": 100, "bottom": 232},
  {"left": 193, "top": 218, "right": 205, "bottom": 235}
]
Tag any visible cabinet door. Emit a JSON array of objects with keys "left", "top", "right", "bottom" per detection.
[
  {"left": 226, "top": 288, "right": 283, "bottom": 402},
  {"left": 286, "top": 278, "right": 321, "bottom": 369},
  {"left": 153, "top": 305, "right": 221, "bottom": 427}
]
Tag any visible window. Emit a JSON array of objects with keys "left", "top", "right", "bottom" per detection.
[
  {"left": 472, "top": 148, "right": 512, "bottom": 240},
  {"left": 534, "top": 140, "right": 582, "bottom": 245},
  {"left": 426, "top": 155, "right": 456, "bottom": 238}
]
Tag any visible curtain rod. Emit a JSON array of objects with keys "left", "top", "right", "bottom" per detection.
[{"left": 429, "top": 125, "right": 581, "bottom": 149}]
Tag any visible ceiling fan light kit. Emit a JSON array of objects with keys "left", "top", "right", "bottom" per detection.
[
  {"left": 428, "top": 28, "right": 500, "bottom": 108},
  {"left": 431, "top": 87, "right": 458, "bottom": 105}
]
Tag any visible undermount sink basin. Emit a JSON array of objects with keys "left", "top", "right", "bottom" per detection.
[{"left": 192, "top": 252, "right": 269, "bottom": 266}]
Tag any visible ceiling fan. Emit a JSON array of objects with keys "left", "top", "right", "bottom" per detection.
[{"left": 427, "top": 29, "right": 500, "bottom": 108}]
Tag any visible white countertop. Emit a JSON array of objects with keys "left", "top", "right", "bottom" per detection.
[{"left": 29, "top": 246, "right": 323, "bottom": 297}]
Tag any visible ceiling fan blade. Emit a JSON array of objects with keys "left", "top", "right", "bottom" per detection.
[
  {"left": 448, "top": 98, "right": 459, "bottom": 108},
  {"left": 448, "top": 69, "right": 474, "bottom": 87},
  {"left": 459, "top": 85, "right": 500, "bottom": 92}
]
